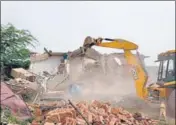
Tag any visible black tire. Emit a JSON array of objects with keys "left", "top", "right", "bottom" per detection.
[{"left": 167, "top": 89, "right": 175, "bottom": 118}]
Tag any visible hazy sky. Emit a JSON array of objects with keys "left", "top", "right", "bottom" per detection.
[{"left": 1, "top": 1, "right": 175, "bottom": 65}]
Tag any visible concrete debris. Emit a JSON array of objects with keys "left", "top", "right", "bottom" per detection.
[
  {"left": 30, "top": 100, "right": 158, "bottom": 125},
  {"left": 11, "top": 68, "right": 36, "bottom": 82},
  {"left": 6, "top": 78, "right": 38, "bottom": 96},
  {"left": 14, "top": 78, "right": 38, "bottom": 91}
]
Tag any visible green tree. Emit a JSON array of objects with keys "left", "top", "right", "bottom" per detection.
[{"left": 1, "top": 23, "right": 38, "bottom": 77}]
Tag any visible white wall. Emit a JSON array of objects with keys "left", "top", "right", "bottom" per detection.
[{"left": 29, "top": 56, "right": 62, "bottom": 75}]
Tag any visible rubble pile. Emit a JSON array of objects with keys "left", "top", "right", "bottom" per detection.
[
  {"left": 8, "top": 78, "right": 38, "bottom": 91},
  {"left": 11, "top": 68, "right": 36, "bottom": 82},
  {"left": 31, "top": 100, "right": 158, "bottom": 125}
]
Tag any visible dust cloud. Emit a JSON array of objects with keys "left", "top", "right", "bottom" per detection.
[
  {"left": 44, "top": 53, "right": 160, "bottom": 118},
  {"left": 65, "top": 55, "right": 160, "bottom": 118},
  {"left": 68, "top": 56, "right": 136, "bottom": 102}
]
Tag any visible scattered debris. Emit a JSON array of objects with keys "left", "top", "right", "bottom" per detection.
[
  {"left": 29, "top": 100, "right": 158, "bottom": 125},
  {"left": 4, "top": 78, "right": 38, "bottom": 102},
  {"left": 11, "top": 68, "right": 36, "bottom": 82},
  {"left": 9, "top": 78, "right": 38, "bottom": 91}
]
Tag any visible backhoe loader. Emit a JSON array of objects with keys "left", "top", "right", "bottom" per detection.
[{"left": 83, "top": 37, "right": 175, "bottom": 118}]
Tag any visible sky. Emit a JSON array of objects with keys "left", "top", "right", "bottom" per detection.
[{"left": 1, "top": 1, "right": 175, "bottom": 66}]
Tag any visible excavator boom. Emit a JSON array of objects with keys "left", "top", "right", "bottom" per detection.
[
  {"left": 97, "top": 38, "right": 138, "bottom": 50},
  {"left": 87, "top": 38, "right": 149, "bottom": 99}
]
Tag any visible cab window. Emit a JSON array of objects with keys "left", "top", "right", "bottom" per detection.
[
  {"left": 157, "top": 61, "right": 162, "bottom": 81},
  {"left": 162, "top": 60, "right": 167, "bottom": 79},
  {"left": 157, "top": 58, "right": 175, "bottom": 82},
  {"left": 166, "top": 59, "right": 175, "bottom": 81},
  {"left": 168, "top": 59, "right": 174, "bottom": 73}
]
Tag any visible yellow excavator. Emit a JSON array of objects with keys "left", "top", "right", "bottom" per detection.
[{"left": 83, "top": 37, "right": 175, "bottom": 118}]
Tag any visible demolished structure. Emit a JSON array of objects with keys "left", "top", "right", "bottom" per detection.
[{"left": 1, "top": 37, "right": 163, "bottom": 125}]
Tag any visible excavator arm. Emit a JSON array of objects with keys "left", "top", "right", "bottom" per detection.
[{"left": 86, "top": 37, "right": 149, "bottom": 99}]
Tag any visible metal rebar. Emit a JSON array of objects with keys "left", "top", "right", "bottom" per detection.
[{"left": 68, "top": 100, "right": 90, "bottom": 125}]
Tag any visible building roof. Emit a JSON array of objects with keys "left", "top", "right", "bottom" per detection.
[
  {"left": 158, "top": 50, "right": 176, "bottom": 56},
  {"left": 30, "top": 47, "right": 148, "bottom": 63}
]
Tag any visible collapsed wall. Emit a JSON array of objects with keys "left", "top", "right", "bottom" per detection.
[
  {"left": 29, "top": 48, "right": 158, "bottom": 102},
  {"left": 65, "top": 48, "right": 139, "bottom": 101}
]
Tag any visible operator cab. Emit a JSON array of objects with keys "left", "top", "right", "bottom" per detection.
[{"left": 155, "top": 50, "right": 175, "bottom": 85}]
